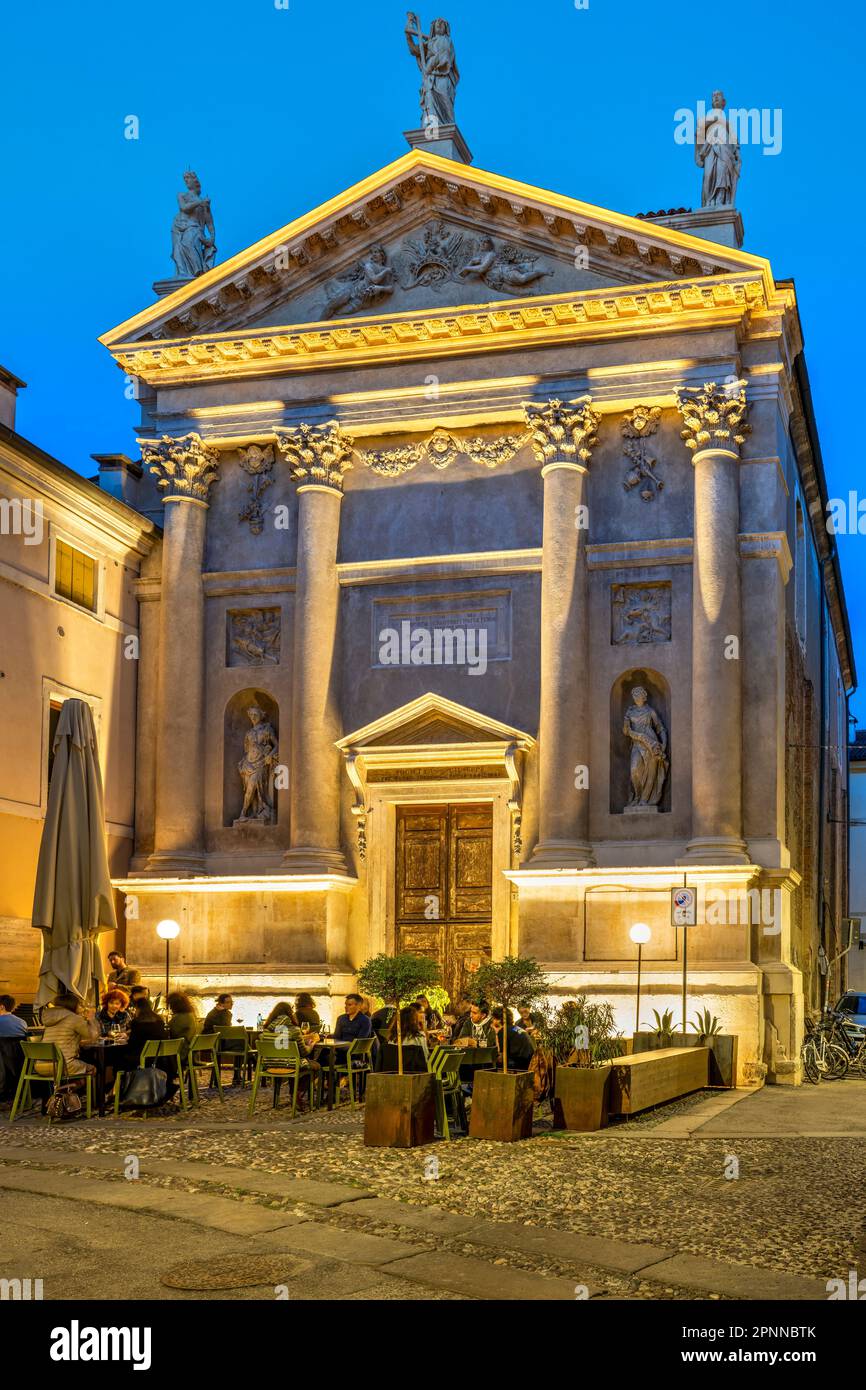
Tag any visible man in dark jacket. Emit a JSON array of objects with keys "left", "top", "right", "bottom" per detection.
[
  {"left": 202, "top": 994, "right": 233, "bottom": 1033},
  {"left": 334, "top": 994, "right": 373, "bottom": 1041},
  {"left": 491, "top": 1007, "right": 536, "bottom": 1070}
]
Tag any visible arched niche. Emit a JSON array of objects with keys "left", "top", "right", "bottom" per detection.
[
  {"left": 223, "top": 688, "right": 280, "bottom": 827},
  {"left": 609, "top": 667, "right": 671, "bottom": 815}
]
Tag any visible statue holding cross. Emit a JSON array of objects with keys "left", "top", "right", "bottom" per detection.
[{"left": 405, "top": 13, "right": 459, "bottom": 133}]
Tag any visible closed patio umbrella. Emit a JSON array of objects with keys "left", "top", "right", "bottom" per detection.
[{"left": 32, "top": 699, "right": 117, "bottom": 1005}]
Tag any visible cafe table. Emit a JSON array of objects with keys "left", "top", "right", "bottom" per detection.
[
  {"left": 311, "top": 1038, "right": 352, "bottom": 1110},
  {"left": 79, "top": 1038, "right": 126, "bottom": 1119}
]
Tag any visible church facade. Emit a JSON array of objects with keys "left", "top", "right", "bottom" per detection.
[{"left": 95, "top": 139, "right": 852, "bottom": 1084}]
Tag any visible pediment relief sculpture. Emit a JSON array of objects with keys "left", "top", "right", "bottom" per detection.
[{"left": 319, "top": 221, "right": 553, "bottom": 319}]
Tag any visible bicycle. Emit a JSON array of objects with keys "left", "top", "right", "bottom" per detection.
[
  {"left": 802, "top": 1016, "right": 848, "bottom": 1081},
  {"left": 823, "top": 1008, "right": 866, "bottom": 1077}
]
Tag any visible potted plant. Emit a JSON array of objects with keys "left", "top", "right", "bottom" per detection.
[
  {"left": 467, "top": 955, "right": 549, "bottom": 1142},
  {"left": 542, "top": 996, "right": 625, "bottom": 1131},
  {"left": 357, "top": 952, "right": 441, "bottom": 1148},
  {"left": 632, "top": 1008, "right": 738, "bottom": 1087}
]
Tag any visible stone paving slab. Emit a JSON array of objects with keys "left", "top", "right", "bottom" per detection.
[
  {"left": 462, "top": 1217, "right": 676, "bottom": 1274},
  {"left": 0, "top": 1149, "right": 375, "bottom": 1207},
  {"left": 333, "top": 1197, "right": 479, "bottom": 1237},
  {"left": 638, "top": 1252, "right": 828, "bottom": 1301},
  {"left": 285, "top": 1222, "right": 417, "bottom": 1267},
  {"left": 379, "top": 1250, "right": 590, "bottom": 1301},
  {"left": 0, "top": 1167, "right": 305, "bottom": 1236}
]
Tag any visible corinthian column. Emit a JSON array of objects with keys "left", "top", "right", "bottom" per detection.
[
  {"left": 276, "top": 423, "right": 353, "bottom": 875},
  {"left": 524, "top": 397, "right": 600, "bottom": 868},
  {"left": 677, "top": 381, "right": 751, "bottom": 863},
  {"left": 140, "top": 433, "right": 221, "bottom": 874}
]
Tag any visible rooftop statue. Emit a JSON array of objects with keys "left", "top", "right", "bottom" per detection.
[
  {"left": 405, "top": 13, "right": 459, "bottom": 131},
  {"left": 695, "top": 92, "right": 741, "bottom": 208},
  {"left": 170, "top": 170, "right": 217, "bottom": 278}
]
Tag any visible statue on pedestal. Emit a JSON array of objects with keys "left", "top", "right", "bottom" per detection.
[
  {"left": 405, "top": 13, "right": 459, "bottom": 131},
  {"left": 695, "top": 92, "right": 741, "bottom": 208},
  {"left": 237, "top": 705, "right": 278, "bottom": 824},
  {"left": 623, "top": 686, "right": 668, "bottom": 811},
  {"left": 170, "top": 170, "right": 216, "bottom": 278}
]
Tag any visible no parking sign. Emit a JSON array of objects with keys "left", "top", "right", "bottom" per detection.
[{"left": 671, "top": 886, "right": 696, "bottom": 926}]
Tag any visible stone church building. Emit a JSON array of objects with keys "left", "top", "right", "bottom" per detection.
[{"left": 5, "top": 83, "right": 853, "bottom": 1083}]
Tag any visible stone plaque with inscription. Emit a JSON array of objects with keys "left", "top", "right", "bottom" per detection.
[
  {"left": 611, "top": 583, "right": 671, "bottom": 645},
  {"left": 372, "top": 591, "right": 511, "bottom": 669}
]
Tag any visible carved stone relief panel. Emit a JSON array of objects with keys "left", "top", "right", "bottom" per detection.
[
  {"left": 227, "top": 608, "right": 281, "bottom": 666},
  {"left": 611, "top": 582, "right": 671, "bottom": 645},
  {"left": 371, "top": 591, "right": 512, "bottom": 671}
]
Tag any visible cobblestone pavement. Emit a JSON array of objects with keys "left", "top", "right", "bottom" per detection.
[{"left": 3, "top": 1080, "right": 864, "bottom": 1299}]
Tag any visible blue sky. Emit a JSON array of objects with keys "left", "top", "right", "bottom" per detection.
[{"left": 3, "top": 0, "right": 864, "bottom": 715}]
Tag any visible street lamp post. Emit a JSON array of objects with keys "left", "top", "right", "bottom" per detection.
[
  {"left": 155, "top": 919, "right": 180, "bottom": 1006},
  {"left": 629, "top": 923, "right": 651, "bottom": 1037}
]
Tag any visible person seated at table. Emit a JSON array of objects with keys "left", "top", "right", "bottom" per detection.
[
  {"left": 0, "top": 994, "right": 27, "bottom": 1039},
  {"left": 128, "top": 985, "right": 150, "bottom": 1010},
  {"left": 202, "top": 993, "right": 233, "bottom": 1034},
  {"left": 106, "top": 951, "right": 140, "bottom": 989},
  {"left": 453, "top": 999, "right": 497, "bottom": 1050},
  {"left": 96, "top": 988, "right": 130, "bottom": 1037},
  {"left": 415, "top": 995, "right": 443, "bottom": 1031},
  {"left": 370, "top": 1002, "right": 396, "bottom": 1033},
  {"left": 516, "top": 1005, "right": 544, "bottom": 1035},
  {"left": 294, "top": 993, "right": 322, "bottom": 1030},
  {"left": 334, "top": 994, "right": 373, "bottom": 1042},
  {"left": 491, "top": 1007, "right": 537, "bottom": 1070},
  {"left": 111, "top": 997, "right": 177, "bottom": 1096},
  {"left": 37, "top": 992, "right": 99, "bottom": 1079},
  {"left": 263, "top": 1002, "right": 297, "bottom": 1032},
  {"left": 444, "top": 994, "right": 471, "bottom": 1038},
  {"left": 386, "top": 1005, "right": 429, "bottom": 1061},
  {"left": 167, "top": 991, "right": 200, "bottom": 1057}
]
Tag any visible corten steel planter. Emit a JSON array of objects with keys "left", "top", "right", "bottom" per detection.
[
  {"left": 363, "top": 1072, "right": 435, "bottom": 1148},
  {"left": 552, "top": 1064, "right": 612, "bottom": 1131},
  {"left": 469, "top": 1069, "right": 535, "bottom": 1142},
  {"left": 632, "top": 1032, "right": 739, "bottom": 1088}
]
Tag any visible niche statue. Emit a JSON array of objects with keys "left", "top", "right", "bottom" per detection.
[
  {"left": 237, "top": 705, "right": 278, "bottom": 824},
  {"left": 623, "top": 686, "right": 668, "bottom": 811}
]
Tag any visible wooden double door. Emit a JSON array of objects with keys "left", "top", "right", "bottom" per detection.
[{"left": 395, "top": 803, "right": 493, "bottom": 1005}]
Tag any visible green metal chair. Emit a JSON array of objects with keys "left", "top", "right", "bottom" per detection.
[
  {"left": 112, "top": 1038, "right": 189, "bottom": 1114},
  {"left": 9, "top": 1041, "right": 93, "bottom": 1123},
  {"left": 187, "top": 1033, "right": 224, "bottom": 1103},
  {"left": 216, "top": 1026, "right": 253, "bottom": 1086},
  {"left": 249, "top": 1036, "right": 320, "bottom": 1118},
  {"left": 432, "top": 1050, "right": 468, "bottom": 1140},
  {"left": 333, "top": 1037, "right": 375, "bottom": 1106}
]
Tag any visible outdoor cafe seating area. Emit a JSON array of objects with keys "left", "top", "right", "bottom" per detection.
[{"left": 3, "top": 1001, "right": 505, "bottom": 1141}]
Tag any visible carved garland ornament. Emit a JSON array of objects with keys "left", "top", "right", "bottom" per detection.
[
  {"left": 360, "top": 427, "right": 528, "bottom": 477},
  {"left": 238, "top": 444, "right": 275, "bottom": 534},
  {"left": 675, "top": 380, "right": 750, "bottom": 455},
  {"left": 622, "top": 405, "right": 664, "bottom": 501},
  {"left": 140, "top": 432, "right": 221, "bottom": 501}
]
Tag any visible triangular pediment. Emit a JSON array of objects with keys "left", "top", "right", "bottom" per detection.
[
  {"left": 336, "top": 693, "right": 534, "bottom": 753},
  {"left": 101, "top": 150, "right": 769, "bottom": 349}
]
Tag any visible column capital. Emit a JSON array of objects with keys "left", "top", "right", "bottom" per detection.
[
  {"left": 523, "top": 396, "right": 600, "bottom": 474},
  {"left": 139, "top": 432, "right": 221, "bottom": 503},
  {"left": 275, "top": 421, "right": 355, "bottom": 493},
  {"left": 675, "top": 380, "right": 751, "bottom": 459}
]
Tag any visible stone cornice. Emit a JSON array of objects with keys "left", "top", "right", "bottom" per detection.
[{"left": 107, "top": 274, "right": 771, "bottom": 387}]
